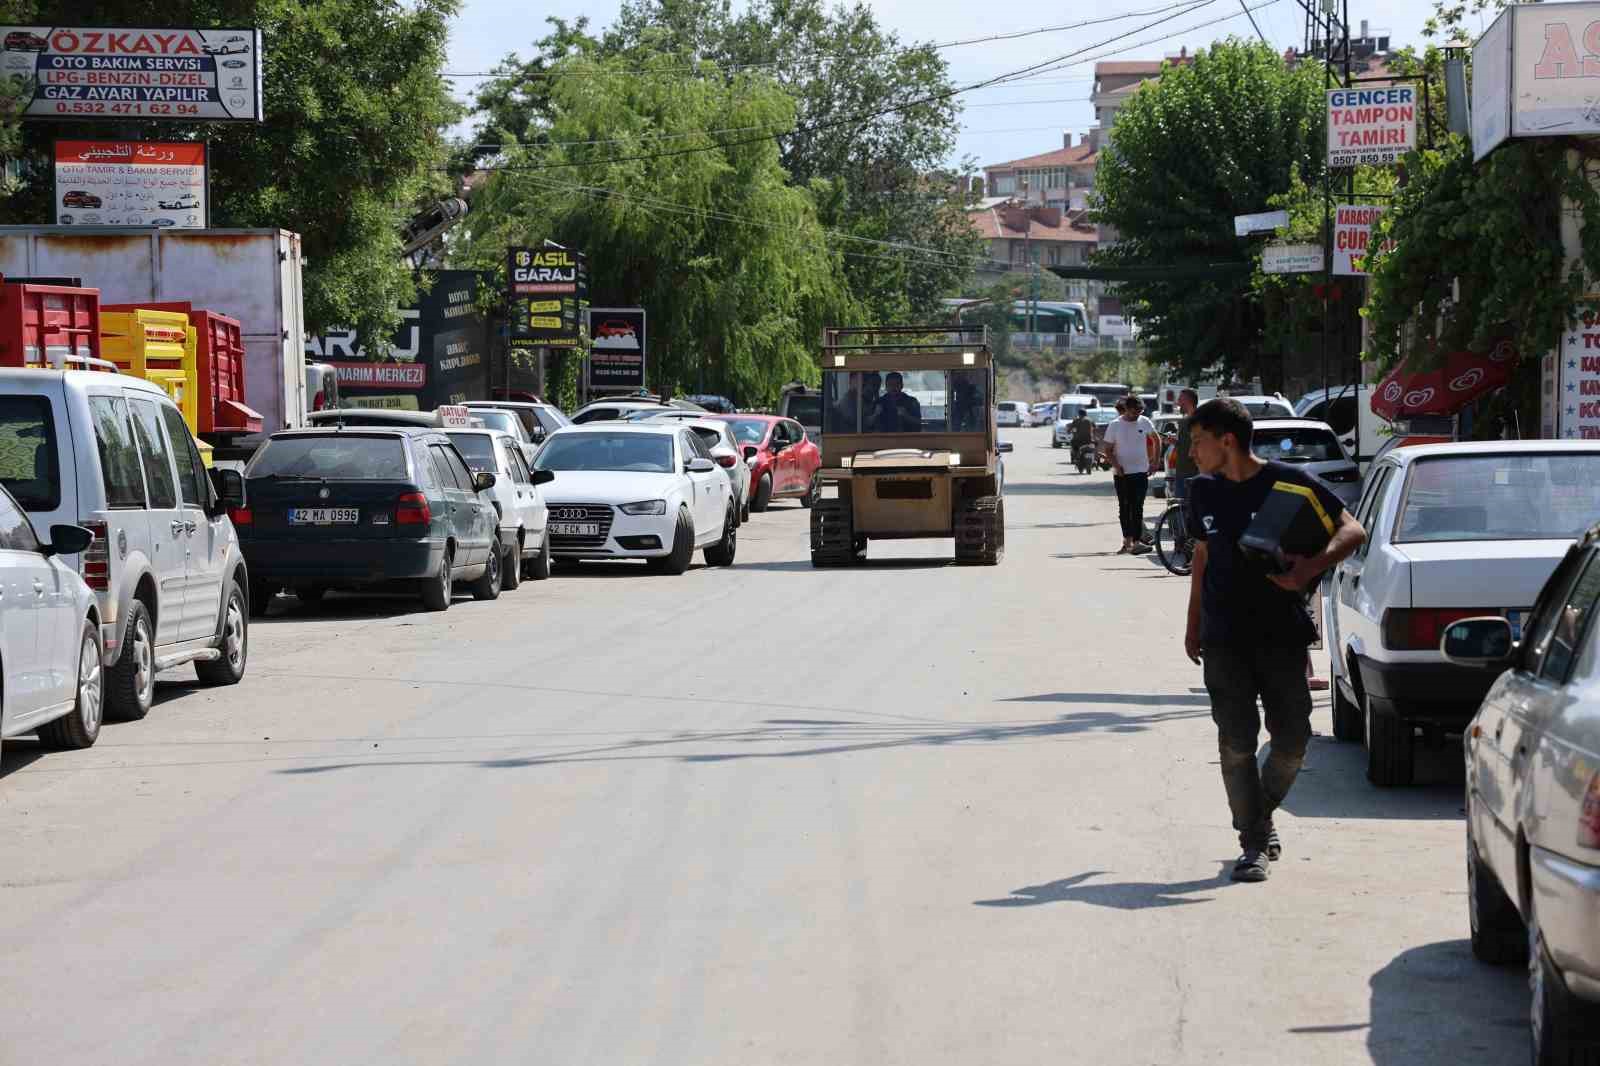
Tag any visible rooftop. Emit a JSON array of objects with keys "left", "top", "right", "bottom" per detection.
[
  {"left": 984, "top": 143, "right": 1097, "bottom": 172},
  {"left": 968, "top": 203, "right": 1098, "bottom": 243}
]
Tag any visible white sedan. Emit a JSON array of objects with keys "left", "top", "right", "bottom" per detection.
[
  {"left": 0, "top": 484, "right": 103, "bottom": 762},
  {"left": 619, "top": 411, "right": 752, "bottom": 523},
  {"left": 532, "top": 424, "right": 737, "bottom": 574}
]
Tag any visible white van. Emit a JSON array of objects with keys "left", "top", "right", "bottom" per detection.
[
  {"left": 1052, "top": 393, "right": 1098, "bottom": 448},
  {"left": 1295, "top": 384, "right": 1392, "bottom": 467},
  {"left": 0, "top": 370, "right": 251, "bottom": 722}
]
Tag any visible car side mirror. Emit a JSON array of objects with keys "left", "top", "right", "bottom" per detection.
[
  {"left": 531, "top": 426, "right": 547, "bottom": 444},
  {"left": 210, "top": 467, "right": 245, "bottom": 510},
  {"left": 44, "top": 523, "right": 94, "bottom": 557},
  {"left": 1441, "top": 617, "right": 1515, "bottom": 669},
  {"left": 742, "top": 445, "right": 758, "bottom": 460},
  {"left": 686, "top": 457, "right": 716, "bottom": 473},
  {"left": 997, "top": 442, "right": 1014, "bottom": 454},
  {"left": 530, "top": 469, "right": 555, "bottom": 486},
  {"left": 473, "top": 471, "right": 497, "bottom": 492}
]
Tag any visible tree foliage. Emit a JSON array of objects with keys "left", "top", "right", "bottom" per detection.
[
  {"left": 1090, "top": 40, "right": 1327, "bottom": 380},
  {"left": 456, "top": 51, "right": 851, "bottom": 404},
  {"left": 0, "top": 0, "right": 460, "bottom": 343}
]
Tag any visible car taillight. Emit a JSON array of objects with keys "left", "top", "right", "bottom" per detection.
[
  {"left": 1383, "top": 607, "right": 1489, "bottom": 651},
  {"left": 80, "top": 520, "right": 109, "bottom": 591},
  {"left": 396, "top": 492, "right": 431, "bottom": 525},
  {"left": 1580, "top": 773, "right": 1600, "bottom": 850},
  {"left": 716, "top": 454, "right": 736, "bottom": 468},
  {"left": 228, "top": 506, "right": 252, "bottom": 526}
]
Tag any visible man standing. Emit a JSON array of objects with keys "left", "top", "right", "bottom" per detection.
[
  {"left": 1171, "top": 388, "right": 1199, "bottom": 503},
  {"left": 1183, "top": 398, "right": 1366, "bottom": 882},
  {"left": 1102, "top": 394, "right": 1156, "bottom": 554}
]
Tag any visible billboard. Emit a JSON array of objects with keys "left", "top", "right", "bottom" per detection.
[
  {"left": 1262, "top": 243, "right": 1325, "bottom": 274},
  {"left": 305, "top": 271, "right": 491, "bottom": 410},
  {"left": 1, "top": 27, "right": 263, "bottom": 121},
  {"left": 1327, "top": 85, "right": 1417, "bottom": 168},
  {"left": 586, "top": 308, "right": 646, "bottom": 390},
  {"left": 53, "top": 140, "right": 206, "bottom": 228},
  {"left": 1331, "top": 204, "right": 1394, "bottom": 275},
  {"left": 1470, "top": 4, "right": 1600, "bottom": 158},
  {"left": 1471, "top": 10, "right": 1512, "bottom": 160},
  {"left": 507, "top": 245, "right": 588, "bottom": 349}
]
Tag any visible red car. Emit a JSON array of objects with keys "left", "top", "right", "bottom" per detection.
[
  {"left": 4, "top": 31, "right": 48, "bottom": 52},
  {"left": 595, "top": 319, "right": 635, "bottom": 339},
  {"left": 62, "top": 190, "right": 101, "bottom": 209},
  {"left": 711, "top": 414, "right": 820, "bottom": 511}
]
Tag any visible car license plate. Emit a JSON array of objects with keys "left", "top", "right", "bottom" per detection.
[
  {"left": 549, "top": 522, "right": 599, "bottom": 536},
  {"left": 289, "top": 507, "right": 359, "bottom": 525},
  {"left": 1505, "top": 609, "right": 1526, "bottom": 641}
]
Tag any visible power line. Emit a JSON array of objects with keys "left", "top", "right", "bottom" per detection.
[
  {"left": 440, "top": 0, "right": 1220, "bottom": 82},
  {"left": 461, "top": 0, "right": 1257, "bottom": 174}
]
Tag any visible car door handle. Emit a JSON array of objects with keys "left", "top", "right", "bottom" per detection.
[
  {"left": 32, "top": 579, "right": 44, "bottom": 597},
  {"left": 171, "top": 520, "right": 186, "bottom": 536}
]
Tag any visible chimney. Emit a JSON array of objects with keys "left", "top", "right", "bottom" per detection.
[
  {"left": 1360, "top": 19, "right": 1369, "bottom": 39},
  {"left": 1179, "top": 46, "right": 1187, "bottom": 58},
  {"left": 1063, "top": 131, "right": 1074, "bottom": 149}
]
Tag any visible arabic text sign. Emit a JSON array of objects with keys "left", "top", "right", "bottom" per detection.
[
  {"left": 2, "top": 27, "right": 262, "bottom": 121},
  {"left": 1262, "top": 243, "right": 1325, "bottom": 275},
  {"left": 1332, "top": 204, "right": 1393, "bottom": 276},
  {"left": 53, "top": 140, "right": 206, "bottom": 229},
  {"left": 1326, "top": 86, "right": 1416, "bottom": 167}
]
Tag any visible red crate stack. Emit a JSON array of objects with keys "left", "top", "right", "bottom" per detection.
[
  {"left": 103, "top": 301, "right": 262, "bottom": 436},
  {"left": 0, "top": 280, "right": 102, "bottom": 368}
]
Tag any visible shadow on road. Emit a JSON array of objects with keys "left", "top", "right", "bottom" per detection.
[
  {"left": 1003, "top": 481, "right": 1117, "bottom": 497},
  {"left": 973, "top": 863, "right": 1235, "bottom": 909},
  {"left": 1280, "top": 940, "right": 1523, "bottom": 1062},
  {"left": 1278, "top": 735, "right": 1466, "bottom": 821},
  {"left": 1005, "top": 691, "right": 1211, "bottom": 707},
  {"left": 0, "top": 680, "right": 199, "bottom": 779},
  {"left": 735, "top": 558, "right": 954, "bottom": 572}
]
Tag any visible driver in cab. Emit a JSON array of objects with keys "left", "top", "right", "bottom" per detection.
[{"left": 871, "top": 372, "right": 922, "bottom": 432}]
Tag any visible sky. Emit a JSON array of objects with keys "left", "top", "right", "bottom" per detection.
[{"left": 443, "top": 0, "right": 1459, "bottom": 171}]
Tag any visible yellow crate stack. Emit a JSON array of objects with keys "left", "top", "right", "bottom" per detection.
[{"left": 100, "top": 308, "right": 213, "bottom": 466}]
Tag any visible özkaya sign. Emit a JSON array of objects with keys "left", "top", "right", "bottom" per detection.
[
  {"left": 586, "top": 308, "right": 646, "bottom": 390},
  {"left": 53, "top": 140, "right": 206, "bottom": 228},
  {"left": 1326, "top": 86, "right": 1416, "bottom": 167},
  {"left": 2, "top": 27, "right": 263, "bottom": 121},
  {"left": 1332, "top": 204, "right": 1393, "bottom": 275},
  {"left": 507, "top": 246, "right": 588, "bottom": 349}
]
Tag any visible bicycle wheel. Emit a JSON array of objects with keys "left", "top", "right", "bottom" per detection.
[{"left": 1155, "top": 505, "right": 1193, "bottom": 576}]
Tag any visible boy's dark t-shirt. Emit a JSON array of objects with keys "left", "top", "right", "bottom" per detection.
[{"left": 1186, "top": 459, "right": 1345, "bottom": 649}]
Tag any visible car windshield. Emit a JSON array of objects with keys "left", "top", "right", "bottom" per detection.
[
  {"left": 447, "top": 432, "right": 498, "bottom": 472},
  {"left": 472, "top": 409, "right": 521, "bottom": 437},
  {"left": 249, "top": 435, "right": 409, "bottom": 480},
  {"left": 723, "top": 418, "right": 770, "bottom": 445},
  {"left": 821, "top": 369, "right": 991, "bottom": 433},
  {"left": 571, "top": 408, "right": 620, "bottom": 424},
  {"left": 1253, "top": 427, "right": 1343, "bottom": 463},
  {"left": 1397, "top": 454, "right": 1600, "bottom": 543},
  {"left": 0, "top": 395, "right": 60, "bottom": 511},
  {"left": 535, "top": 432, "right": 674, "bottom": 473}
]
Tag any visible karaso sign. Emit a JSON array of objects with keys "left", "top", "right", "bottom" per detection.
[
  {"left": 1, "top": 27, "right": 262, "bottom": 121},
  {"left": 1326, "top": 86, "right": 1416, "bottom": 168},
  {"left": 1332, "top": 204, "right": 1394, "bottom": 276}
]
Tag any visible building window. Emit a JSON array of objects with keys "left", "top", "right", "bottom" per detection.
[
  {"left": 993, "top": 174, "right": 1015, "bottom": 195},
  {"left": 1048, "top": 246, "right": 1061, "bottom": 266}
]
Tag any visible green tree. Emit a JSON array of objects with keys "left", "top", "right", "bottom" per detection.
[
  {"left": 1090, "top": 40, "right": 1327, "bottom": 381},
  {"left": 0, "top": 0, "right": 460, "bottom": 343},
  {"left": 457, "top": 51, "right": 851, "bottom": 405}
]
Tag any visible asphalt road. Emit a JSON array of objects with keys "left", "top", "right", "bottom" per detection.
[{"left": 0, "top": 435, "right": 1528, "bottom": 1066}]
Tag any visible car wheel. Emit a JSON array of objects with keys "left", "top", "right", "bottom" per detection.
[
  {"left": 421, "top": 548, "right": 453, "bottom": 611},
  {"left": 1528, "top": 895, "right": 1599, "bottom": 1064},
  {"left": 1364, "top": 692, "right": 1414, "bottom": 787},
  {"left": 470, "top": 544, "right": 502, "bottom": 601},
  {"left": 1051, "top": 439, "right": 1061, "bottom": 449},
  {"left": 248, "top": 579, "right": 274, "bottom": 618},
  {"left": 649, "top": 508, "right": 694, "bottom": 575},
  {"left": 37, "top": 621, "right": 102, "bottom": 750},
  {"left": 105, "top": 600, "right": 155, "bottom": 722},
  {"left": 1467, "top": 818, "right": 1525, "bottom": 965},
  {"left": 704, "top": 504, "right": 737, "bottom": 566},
  {"left": 527, "top": 536, "right": 551, "bottom": 580},
  {"left": 751, "top": 473, "right": 772, "bottom": 513},
  {"left": 195, "top": 581, "right": 248, "bottom": 686},
  {"left": 502, "top": 537, "right": 522, "bottom": 591},
  {"left": 1331, "top": 673, "right": 1363, "bottom": 742},
  {"left": 800, "top": 475, "right": 819, "bottom": 509}
]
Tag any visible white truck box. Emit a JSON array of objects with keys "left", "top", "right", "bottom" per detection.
[{"left": 0, "top": 227, "right": 306, "bottom": 448}]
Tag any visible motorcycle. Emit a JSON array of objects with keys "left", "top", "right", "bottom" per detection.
[{"left": 1073, "top": 443, "right": 1095, "bottom": 475}]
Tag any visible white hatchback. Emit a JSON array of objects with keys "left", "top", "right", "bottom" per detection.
[
  {"left": 532, "top": 424, "right": 736, "bottom": 575},
  {"left": 446, "top": 428, "right": 553, "bottom": 586},
  {"left": 996, "top": 401, "right": 1029, "bottom": 428},
  {"left": 1323, "top": 441, "right": 1600, "bottom": 786}
]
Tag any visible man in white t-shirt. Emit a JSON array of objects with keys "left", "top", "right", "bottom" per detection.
[{"left": 1102, "top": 394, "right": 1157, "bottom": 554}]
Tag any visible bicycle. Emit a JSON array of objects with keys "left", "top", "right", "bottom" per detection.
[{"left": 1154, "top": 496, "right": 1195, "bottom": 576}]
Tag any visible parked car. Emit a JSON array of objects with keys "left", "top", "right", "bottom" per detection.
[
  {"left": 710, "top": 414, "right": 821, "bottom": 512},
  {"left": 457, "top": 405, "right": 538, "bottom": 462},
  {"left": 1223, "top": 393, "right": 1295, "bottom": 419},
  {"left": 1031, "top": 401, "right": 1057, "bottom": 426},
  {"left": 1250, "top": 418, "right": 1362, "bottom": 507},
  {"left": 531, "top": 424, "right": 737, "bottom": 574},
  {"left": 462, "top": 399, "right": 570, "bottom": 442},
  {"left": 628, "top": 413, "right": 752, "bottom": 521},
  {"left": 777, "top": 383, "right": 823, "bottom": 441},
  {"left": 570, "top": 397, "right": 705, "bottom": 424},
  {"left": 1446, "top": 522, "right": 1600, "bottom": 1063},
  {"left": 446, "top": 427, "right": 553, "bottom": 585},
  {"left": 681, "top": 394, "right": 737, "bottom": 414},
  {"left": 0, "top": 482, "right": 103, "bottom": 761},
  {"left": 235, "top": 427, "right": 502, "bottom": 612},
  {"left": 997, "top": 401, "right": 1029, "bottom": 428},
  {"left": 305, "top": 362, "right": 341, "bottom": 413},
  {"left": 0, "top": 371, "right": 251, "bottom": 723},
  {"left": 1323, "top": 441, "right": 1600, "bottom": 785}
]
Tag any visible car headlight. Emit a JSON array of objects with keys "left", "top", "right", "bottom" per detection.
[{"left": 619, "top": 499, "right": 667, "bottom": 515}]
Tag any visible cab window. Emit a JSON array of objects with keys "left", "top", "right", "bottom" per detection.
[
  {"left": 88, "top": 395, "right": 146, "bottom": 509},
  {"left": 127, "top": 397, "right": 178, "bottom": 509},
  {"left": 1538, "top": 550, "right": 1600, "bottom": 684},
  {"left": 159, "top": 403, "right": 208, "bottom": 507},
  {"left": 0, "top": 396, "right": 61, "bottom": 511}
]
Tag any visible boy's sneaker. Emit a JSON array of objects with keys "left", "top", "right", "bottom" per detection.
[
  {"left": 1231, "top": 850, "right": 1270, "bottom": 882},
  {"left": 1266, "top": 825, "right": 1282, "bottom": 861}
]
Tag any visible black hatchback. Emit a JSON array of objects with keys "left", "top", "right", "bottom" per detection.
[{"left": 234, "top": 428, "right": 502, "bottom": 613}]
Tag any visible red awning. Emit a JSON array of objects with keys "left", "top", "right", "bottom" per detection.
[{"left": 1370, "top": 339, "right": 1518, "bottom": 421}]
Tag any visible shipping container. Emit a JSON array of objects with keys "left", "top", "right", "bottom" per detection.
[
  {"left": 0, "top": 228, "right": 305, "bottom": 450},
  {"left": 0, "top": 280, "right": 101, "bottom": 368}
]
